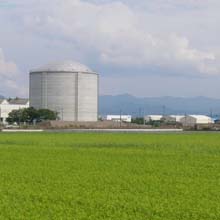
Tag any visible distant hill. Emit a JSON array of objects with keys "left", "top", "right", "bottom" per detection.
[
  {"left": 99, "top": 94, "right": 220, "bottom": 116},
  {"left": 0, "top": 95, "right": 4, "bottom": 99}
]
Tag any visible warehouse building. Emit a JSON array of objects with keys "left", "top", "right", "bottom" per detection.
[
  {"left": 161, "top": 115, "right": 184, "bottom": 123},
  {"left": 0, "top": 98, "right": 29, "bottom": 124},
  {"left": 180, "top": 115, "right": 214, "bottom": 126},
  {"left": 145, "top": 115, "right": 163, "bottom": 123},
  {"left": 107, "top": 115, "right": 132, "bottom": 123},
  {"left": 172, "top": 115, "right": 185, "bottom": 122},
  {"left": 161, "top": 115, "right": 176, "bottom": 123},
  {"left": 30, "top": 61, "right": 99, "bottom": 122}
]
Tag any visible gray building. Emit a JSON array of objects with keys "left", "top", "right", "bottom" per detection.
[{"left": 30, "top": 61, "right": 99, "bottom": 122}]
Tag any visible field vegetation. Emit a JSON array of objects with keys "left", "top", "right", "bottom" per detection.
[{"left": 0, "top": 133, "right": 220, "bottom": 219}]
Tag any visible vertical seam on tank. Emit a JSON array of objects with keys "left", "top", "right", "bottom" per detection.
[
  {"left": 97, "top": 74, "right": 99, "bottom": 121},
  {"left": 75, "top": 72, "right": 78, "bottom": 121},
  {"left": 41, "top": 73, "right": 43, "bottom": 108},
  {"left": 45, "top": 72, "right": 48, "bottom": 109},
  {"left": 29, "top": 72, "right": 31, "bottom": 107}
]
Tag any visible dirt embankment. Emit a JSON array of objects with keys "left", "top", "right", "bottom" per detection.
[{"left": 38, "top": 121, "right": 152, "bottom": 129}]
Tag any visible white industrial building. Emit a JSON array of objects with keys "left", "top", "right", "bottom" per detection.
[
  {"left": 145, "top": 114, "right": 213, "bottom": 126},
  {"left": 30, "top": 60, "right": 99, "bottom": 122},
  {"left": 107, "top": 115, "right": 132, "bottom": 123},
  {"left": 145, "top": 115, "right": 163, "bottom": 123},
  {"left": 0, "top": 99, "right": 29, "bottom": 124},
  {"left": 171, "top": 115, "right": 185, "bottom": 122},
  {"left": 162, "top": 115, "right": 185, "bottom": 123},
  {"left": 180, "top": 115, "right": 214, "bottom": 126}
]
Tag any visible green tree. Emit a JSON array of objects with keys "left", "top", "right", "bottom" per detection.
[
  {"left": 38, "top": 109, "right": 58, "bottom": 121},
  {"left": 6, "top": 107, "right": 58, "bottom": 124},
  {"left": 131, "top": 117, "right": 144, "bottom": 125},
  {"left": 21, "top": 107, "right": 39, "bottom": 123},
  {"left": 6, "top": 109, "right": 23, "bottom": 124}
]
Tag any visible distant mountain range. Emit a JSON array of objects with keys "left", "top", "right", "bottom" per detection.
[
  {"left": 2, "top": 94, "right": 220, "bottom": 116},
  {"left": 0, "top": 95, "right": 4, "bottom": 99},
  {"left": 99, "top": 94, "right": 220, "bottom": 116}
]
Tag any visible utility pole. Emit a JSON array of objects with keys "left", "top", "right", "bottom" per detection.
[
  {"left": 162, "top": 105, "right": 166, "bottom": 116},
  {"left": 138, "top": 108, "right": 142, "bottom": 118},
  {"left": 18, "top": 107, "right": 21, "bottom": 128},
  {"left": 210, "top": 108, "right": 213, "bottom": 118},
  {"left": 120, "top": 109, "right": 122, "bottom": 127}
]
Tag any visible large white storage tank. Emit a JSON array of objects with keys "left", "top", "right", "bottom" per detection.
[{"left": 29, "top": 61, "right": 99, "bottom": 121}]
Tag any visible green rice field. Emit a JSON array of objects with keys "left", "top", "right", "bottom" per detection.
[{"left": 0, "top": 133, "right": 220, "bottom": 219}]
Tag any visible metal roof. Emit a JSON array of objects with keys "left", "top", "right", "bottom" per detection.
[
  {"left": 8, "top": 98, "right": 29, "bottom": 105},
  {"left": 170, "top": 115, "right": 185, "bottom": 121},
  {"left": 145, "top": 115, "right": 163, "bottom": 120},
  {"left": 30, "top": 60, "right": 94, "bottom": 73},
  {"left": 0, "top": 99, "right": 6, "bottom": 104},
  {"left": 189, "top": 115, "right": 212, "bottom": 120}
]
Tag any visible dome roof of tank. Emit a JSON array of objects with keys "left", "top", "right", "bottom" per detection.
[{"left": 30, "top": 60, "right": 94, "bottom": 73}]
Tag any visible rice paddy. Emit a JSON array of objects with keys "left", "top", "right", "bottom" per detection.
[{"left": 0, "top": 133, "right": 220, "bottom": 219}]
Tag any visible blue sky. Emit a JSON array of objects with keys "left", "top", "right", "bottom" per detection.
[{"left": 0, "top": 0, "right": 220, "bottom": 97}]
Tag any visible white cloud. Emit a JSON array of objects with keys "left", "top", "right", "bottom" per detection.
[
  {"left": 17, "top": 0, "right": 220, "bottom": 76},
  {"left": 1, "top": 0, "right": 220, "bottom": 98},
  {"left": 0, "top": 48, "right": 26, "bottom": 97},
  {"left": 0, "top": 48, "right": 18, "bottom": 77}
]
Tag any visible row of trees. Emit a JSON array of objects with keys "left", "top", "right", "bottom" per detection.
[{"left": 6, "top": 107, "right": 58, "bottom": 124}]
